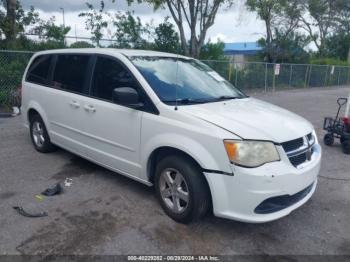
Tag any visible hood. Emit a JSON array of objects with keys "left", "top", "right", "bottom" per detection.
[{"left": 181, "top": 97, "right": 313, "bottom": 143}]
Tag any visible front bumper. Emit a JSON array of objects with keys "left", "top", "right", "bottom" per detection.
[{"left": 204, "top": 143, "right": 321, "bottom": 223}]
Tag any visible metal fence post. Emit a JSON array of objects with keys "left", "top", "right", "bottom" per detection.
[
  {"left": 265, "top": 63, "right": 268, "bottom": 92},
  {"left": 308, "top": 65, "right": 313, "bottom": 87},
  {"left": 337, "top": 68, "right": 341, "bottom": 86},
  {"left": 324, "top": 65, "right": 329, "bottom": 87},
  {"left": 304, "top": 65, "right": 309, "bottom": 88},
  {"left": 272, "top": 63, "right": 276, "bottom": 92},
  {"left": 228, "top": 62, "right": 232, "bottom": 82},
  {"left": 289, "top": 64, "right": 293, "bottom": 88},
  {"left": 235, "top": 63, "right": 238, "bottom": 87}
]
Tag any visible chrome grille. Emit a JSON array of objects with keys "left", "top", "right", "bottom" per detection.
[
  {"left": 289, "top": 153, "right": 307, "bottom": 167},
  {"left": 281, "top": 133, "right": 314, "bottom": 168},
  {"left": 281, "top": 137, "right": 304, "bottom": 152}
]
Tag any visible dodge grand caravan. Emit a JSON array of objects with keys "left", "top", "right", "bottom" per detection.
[{"left": 22, "top": 49, "right": 322, "bottom": 223}]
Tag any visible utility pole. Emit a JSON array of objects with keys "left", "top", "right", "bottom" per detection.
[
  {"left": 75, "top": 24, "right": 78, "bottom": 42},
  {"left": 60, "top": 7, "right": 65, "bottom": 45},
  {"left": 60, "top": 8, "right": 65, "bottom": 29}
]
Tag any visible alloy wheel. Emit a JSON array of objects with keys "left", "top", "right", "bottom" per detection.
[
  {"left": 32, "top": 121, "right": 45, "bottom": 147},
  {"left": 159, "top": 168, "right": 190, "bottom": 213}
]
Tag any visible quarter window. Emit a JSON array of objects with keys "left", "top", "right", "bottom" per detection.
[
  {"left": 91, "top": 56, "right": 138, "bottom": 101},
  {"left": 52, "top": 54, "right": 90, "bottom": 94},
  {"left": 26, "top": 55, "right": 52, "bottom": 85}
]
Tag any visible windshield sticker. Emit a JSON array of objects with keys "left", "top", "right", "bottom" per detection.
[{"left": 208, "top": 71, "right": 225, "bottom": 82}]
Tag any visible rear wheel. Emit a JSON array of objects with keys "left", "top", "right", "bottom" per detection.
[
  {"left": 155, "top": 155, "right": 210, "bottom": 224},
  {"left": 323, "top": 133, "right": 334, "bottom": 146},
  {"left": 29, "top": 114, "right": 56, "bottom": 153}
]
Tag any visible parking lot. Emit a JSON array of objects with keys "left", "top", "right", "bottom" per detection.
[{"left": 0, "top": 87, "right": 349, "bottom": 256}]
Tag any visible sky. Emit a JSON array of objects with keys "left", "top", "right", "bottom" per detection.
[{"left": 21, "top": 0, "right": 266, "bottom": 45}]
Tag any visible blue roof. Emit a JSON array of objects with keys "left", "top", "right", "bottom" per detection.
[{"left": 224, "top": 42, "right": 262, "bottom": 55}]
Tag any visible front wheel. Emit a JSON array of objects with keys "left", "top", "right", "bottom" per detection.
[{"left": 155, "top": 155, "right": 210, "bottom": 224}]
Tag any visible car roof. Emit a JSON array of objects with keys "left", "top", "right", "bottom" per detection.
[{"left": 34, "top": 48, "right": 190, "bottom": 59}]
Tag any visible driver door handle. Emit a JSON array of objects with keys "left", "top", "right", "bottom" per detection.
[{"left": 84, "top": 104, "right": 96, "bottom": 113}]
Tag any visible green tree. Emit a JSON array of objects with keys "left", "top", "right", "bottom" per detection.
[
  {"left": 199, "top": 40, "right": 225, "bottom": 60},
  {"left": 0, "top": 0, "right": 40, "bottom": 47},
  {"left": 0, "top": 0, "right": 16, "bottom": 45},
  {"left": 111, "top": 11, "right": 150, "bottom": 49},
  {"left": 246, "top": 0, "right": 302, "bottom": 62},
  {"left": 333, "top": 0, "right": 350, "bottom": 61},
  {"left": 258, "top": 31, "right": 310, "bottom": 63},
  {"left": 79, "top": 1, "right": 108, "bottom": 47},
  {"left": 34, "top": 40, "right": 66, "bottom": 50},
  {"left": 32, "top": 16, "right": 71, "bottom": 43},
  {"left": 119, "top": 0, "right": 235, "bottom": 57},
  {"left": 299, "top": 0, "right": 339, "bottom": 57},
  {"left": 153, "top": 17, "right": 180, "bottom": 53},
  {"left": 323, "top": 33, "right": 350, "bottom": 61},
  {"left": 70, "top": 41, "right": 95, "bottom": 48}
]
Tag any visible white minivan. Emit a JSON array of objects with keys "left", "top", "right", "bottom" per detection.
[{"left": 22, "top": 49, "right": 321, "bottom": 223}]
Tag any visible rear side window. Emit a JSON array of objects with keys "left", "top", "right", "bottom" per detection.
[
  {"left": 26, "top": 55, "right": 52, "bottom": 85},
  {"left": 52, "top": 54, "right": 90, "bottom": 94}
]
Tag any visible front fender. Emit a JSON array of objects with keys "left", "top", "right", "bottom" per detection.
[{"left": 141, "top": 133, "right": 233, "bottom": 178}]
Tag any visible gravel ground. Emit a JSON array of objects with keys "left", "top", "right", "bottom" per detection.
[{"left": 0, "top": 87, "right": 349, "bottom": 256}]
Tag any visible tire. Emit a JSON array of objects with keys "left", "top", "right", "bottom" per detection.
[
  {"left": 340, "top": 135, "right": 347, "bottom": 144},
  {"left": 29, "top": 114, "right": 56, "bottom": 153},
  {"left": 342, "top": 140, "right": 350, "bottom": 154},
  {"left": 323, "top": 133, "right": 334, "bottom": 146},
  {"left": 154, "top": 154, "right": 210, "bottom": 224}
]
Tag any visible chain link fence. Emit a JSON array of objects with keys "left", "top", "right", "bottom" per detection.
[
  {"left": 1, "top": 50, "right": 350, "bottom": 111},
  {"left": 0, "top": 50, "right": 34, "bottom": 111},
  {"left": 203, "top": 60, "right": 350, "bottom": 93}
]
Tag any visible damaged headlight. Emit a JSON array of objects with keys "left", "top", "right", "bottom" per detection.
[{"left": 223, "top": 140, "right": 280, "bottom": 168}]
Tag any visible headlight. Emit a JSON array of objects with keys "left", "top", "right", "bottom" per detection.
[{"left": 223, "top": 140, "right": 280, "bottom": 168}]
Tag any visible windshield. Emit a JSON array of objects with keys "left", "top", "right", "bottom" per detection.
[{"left": 129, "top": 56, "right": 246, "bottom": 105}]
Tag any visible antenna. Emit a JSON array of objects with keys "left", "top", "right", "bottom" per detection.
[{"left": 174, "top": 54, "right": 179, "bottom": 111}]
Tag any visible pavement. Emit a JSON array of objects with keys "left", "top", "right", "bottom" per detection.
[{"left": 0, "top": 87, "right": 349, "bottom": 256}]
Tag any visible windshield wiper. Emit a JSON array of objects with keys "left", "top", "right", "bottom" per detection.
[
  {"left": 163, "top": 98, "right": 209, "bottom": 105},
  {"left": 217, "top": 95, "right": 239, "bottom": 100},
  {"left": 200, "top": 95, "right": 247, "bottom": 103},
  {"left": 205, "top": 96, "right": 240, "bottom": 102},
  {"left": 163, "top": 95, "right": 247, "bottom": 105}
]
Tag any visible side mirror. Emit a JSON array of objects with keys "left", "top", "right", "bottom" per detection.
[{"left": 112, "top": 87, "right": 143, "bottom": 108}]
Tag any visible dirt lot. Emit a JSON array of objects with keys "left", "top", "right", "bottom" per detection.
[{"left": 0, "top": 87, "right": 349, "bottom": 256}]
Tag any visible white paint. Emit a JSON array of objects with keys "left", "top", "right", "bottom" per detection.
[
  {"left": 274, "top": 64, "right": 280, "bottom": 76},
  {"left": 64, "top": 178, "right": 73, "bottom": 187},
  {"left": 331, "top": 66, "right": 335, "bottom": 75}
]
